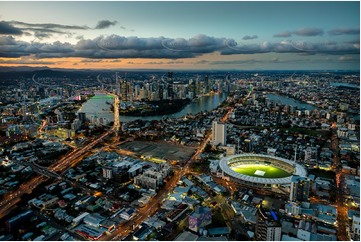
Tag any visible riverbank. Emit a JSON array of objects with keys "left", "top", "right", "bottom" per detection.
[
  {"left": 266, "top": 92, "right": 318, "bottom": 110},
  {"left": 78, "top": 93, "right": 228, "bottom": 122},
  {"left": 119, "top": 99, "right": 191, "bottom": 116}
]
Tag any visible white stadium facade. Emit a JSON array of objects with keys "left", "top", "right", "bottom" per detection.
[{"left": 219, "top": 154, "right": 307, "bottom": 188}]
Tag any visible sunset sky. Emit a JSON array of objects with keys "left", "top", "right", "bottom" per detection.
[{"left": 0, "top": 1, "right": 359, "bottom": 70}]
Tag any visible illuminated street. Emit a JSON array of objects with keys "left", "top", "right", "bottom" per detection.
[{"left": 0, "top": 12, "right": 358, "bottom": 240}]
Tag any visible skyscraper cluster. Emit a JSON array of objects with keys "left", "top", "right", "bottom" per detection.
[{"left": 110, "top": 73, "right": 235, "bottom": 104}]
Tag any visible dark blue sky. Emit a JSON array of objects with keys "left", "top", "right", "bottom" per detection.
[{"left": 0, "top": 1, "right": 359, "bottom": 70}]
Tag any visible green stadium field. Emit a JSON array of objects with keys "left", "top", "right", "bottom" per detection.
[{"left": 231, "top": 164, "right": 291, "bottom": 178}]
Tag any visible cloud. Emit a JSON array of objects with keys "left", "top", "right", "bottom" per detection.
[
  {"left": 209, "top": 57, "right": 310, "bottom": 66},
  {"left": 293, "top": 28, "right": 323, "bottom": 36},
  {"left": 0, "top": 34, "right": 358, "bottom": 59},
  {"left": 80, "top": 59, "right": 103, "bottom": 63},
  {"left": 21, "top": 27, "right": 68, "bottom": 35},
  {"left": 144, "top": 61, "right": 164, "bottom": 65},
  {"left": 0, "top": 35, "right": 18, "bottom": 45},
  {"left": 222, "top": 39, "right": 359, "bottom": 55},
  {"left": 274, "top": 28, "right": 323, "bottom": 37},
  {"left": 0, "top": 20, "right": 89, "bottom": 39},
  {"left": 10, "top": 21, "right": 90, "bottom": 30},
  {"left": 210, "top": 59, "right": 260, "bottom": 65},
  {"left": 273, "top": 31, "right": 292, "bottom": 38},
  {"left": 120, "top": 25, "right": 135, "bottom": 32},
  {"left": 328, "top": 28, "right": 360, "bottom": 36},
  {"left": 0, "top": 55, "right": 61, "bottom": 65},
  {"left": 95, "top": 20, "right": 118, "bottom": 29},
  {"left": 194, "top": 60, "right": 209, "bottom": 64},
  {"left": 80, "top": 58, "right": 122, "bottom": 63},
  {"left": 167, "top": 60, "right": 183, "bottom": 64},
  {"left": 109, "top": 59, "right": 121, "bottom": 63},
  {"left": 34, "top": 31, "right": 52, "bottom": 39},
  {"left": 339, "top": 55, "right": 359, "bottom": 62},
  {"left": 0, "top": 21, "right": 23, "bottom": 35},
  {"left": 242, "top": 35, "right": 258, "bottom": 40},
  {"left": 127, "top": 61, "right": 140, "bottom": 65},
  {"left": 0, "top": 20, "right": 90, "bottom": 39},
  {"left": 209, "top": 58, "right": 285, "bottom": 65},
  {"left": 22, "top": 32, "right": 32, "bottom": 37}
]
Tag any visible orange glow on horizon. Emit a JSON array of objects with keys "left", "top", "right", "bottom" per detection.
[
  {"left": 0, "top": 57, "right": 203, "bottom": 69},
  {"left": 0, "top": 53, "right": 285, "bottom": 70}
]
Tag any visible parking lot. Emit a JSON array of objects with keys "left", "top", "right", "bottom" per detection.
[{"left": 119, "top": 141, "right": 196, "bottom": 163}]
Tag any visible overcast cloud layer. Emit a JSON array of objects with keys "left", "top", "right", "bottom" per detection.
[
  {"left": 0, "top": 20, "right": 359, "bottom": 65},
  {"left": 0, "top": 34, "right": 359, "bottom": 59}
]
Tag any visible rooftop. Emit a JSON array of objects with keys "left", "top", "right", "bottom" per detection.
[{"left": 174, "top": 231, "right": 199, "bottom": 241}]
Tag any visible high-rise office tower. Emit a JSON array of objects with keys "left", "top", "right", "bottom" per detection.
[
  {"left": 78, "top": 112, "right": 86, "bottom": 123},
  {"left": 121, "top": 79, "right": 127, "bottom": 102},
  {"left": 127, "top": 82, "right": 133, "bottom": 103},
  {"left": 159, "top": 84, "right": 164, "bottom": 100},
  {"left": 212, "top": 120, "right": 227, "bottom": 146},
  {"left": 204, "top": 75, "right": 210, "bottom": 93},
  {"left": 167, "top": 71, "right": 173, "bottom": 81},
  {"left": 116, "top": 72, "right": 121, "bottom": 95},
  {"left": 134, "top": 84, "right": 140, "bottom": 100},
  {"left": 167, "top": 84, "right": 174, "bottom": 100}
]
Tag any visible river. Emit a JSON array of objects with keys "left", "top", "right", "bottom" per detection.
[
  {"left": 330, "top": 82, "right": 359, "bottom": 89},
  {"left": 266, "top": 93, "right": 318, "bottom": 110},
  {"left": 78, "top": 93, "right": 228, "bottom": 123},
  {"left": 77, "top": 94, "right": 114, "bottom": 122}
]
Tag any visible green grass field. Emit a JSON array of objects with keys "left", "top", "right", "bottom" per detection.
[{"left": 231, "top": 164, "right": 291, "bottom": 178}]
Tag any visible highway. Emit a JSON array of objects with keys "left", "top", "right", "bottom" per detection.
[
  {"left": 0, "top": 130, "right": 112, "bottom": 219},
  {"left": 0, "top": 86, "right": 251, "bottom": 235},
  {"left": 0, "top": 175, "right": 47, "bottom": 218}
]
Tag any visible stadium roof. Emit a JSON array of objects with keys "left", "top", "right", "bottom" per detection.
[{"left": 219, "top": 154, "right": 307, "bottom": 185}]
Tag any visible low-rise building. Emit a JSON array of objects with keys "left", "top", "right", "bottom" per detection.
[
  {"left": 74, "top": 224, "right": 105, "bottom": 241},
  {"left": 188, "top": 206, "right": 212, "bottom": 232},
  {"left": 119, "top": 207, "right": 136, "bottom": 221},
  {"left": 174, "top": 231, "right": 199, "bottom": 241},
  {"left": 351, "top": 215, "right": 360, "bottom": 241},
  {"left": 83, "top": 213, "right": 106, "bottom": 228}
]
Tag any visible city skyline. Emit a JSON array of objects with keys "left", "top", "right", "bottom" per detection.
[{"left": 0, "top": 1, "right": 360, "bottom": 70}]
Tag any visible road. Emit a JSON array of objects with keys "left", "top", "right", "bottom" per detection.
[
  {"left": 104, "top": 88, "right": 253, "bottom": 240},
  {"left": 0, "top": 175, "right": 47, "bottom": 218},
  {"left": 331, "top": 129, "right": 349, "bottom": 241},
  {"left": 0, "top": 131, "right": 111, "bottom": 219},
  {"left": 0, "top": 92, "right": 122, "bottom": 219},
  {"left": 1, "top": 86, "right": 251, "bottom": 233}
]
